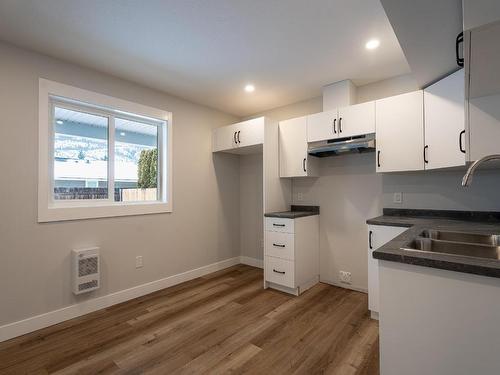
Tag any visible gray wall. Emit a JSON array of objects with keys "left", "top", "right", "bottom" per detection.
[
  {"left": 239, "top": 153, "right": 263, "bottom": 261},
  {"left": 0, "top": 41, "right": 240, "bottom": 326}
]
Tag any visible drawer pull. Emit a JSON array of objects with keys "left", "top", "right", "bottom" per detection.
[
  {"left": 273, "top": 269, "right": 286, "bottom": 274},
  {"left": 273, "top": 223, "right": 285, "bottom": 227},
  {"left": 272, "top": 243, "right": 285, "bottom": 248}
]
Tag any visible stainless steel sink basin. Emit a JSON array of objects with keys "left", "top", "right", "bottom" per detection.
[
  {"left": 403, "top": 237, "right": 500, "bottom": 260},
  {"left": 420, "top": 229, "right": 500, "bottom": 246}
]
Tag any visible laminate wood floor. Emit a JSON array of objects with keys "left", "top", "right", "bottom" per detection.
[{"left": 0, "top": 265, "right": 379, "bottom": 374}]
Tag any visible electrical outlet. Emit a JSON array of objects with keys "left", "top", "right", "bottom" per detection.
[
  {"left": 136, "top": 256, "right": 143, "bottom": 268},
  {"left": 339, "top": 271, "right": 352, "bottom": 284},
  {"left": 297, "top": 192, "right": 304, "bottom": 201},
  {"left": 393, "top": 192, "right": 403, "bottom": 204}
]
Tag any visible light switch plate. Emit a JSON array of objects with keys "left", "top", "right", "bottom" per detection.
[{"left": 297, "top": 192, "right": 304, "bottom": 201}]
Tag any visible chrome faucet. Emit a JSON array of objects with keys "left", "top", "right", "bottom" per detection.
[{"left": 462, "top": 154, "right": 500, "bottom": 186}]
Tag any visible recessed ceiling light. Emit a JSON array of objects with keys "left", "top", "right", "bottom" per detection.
[
  {"left": 244, "top": 84, "right": 255, "bottom": 93},
  {"left": 120, "top": 132, "right": 126, "bottom": 136},
  {"left": 365, "top": 39, "right": 380, "bottom": 50},
  {"left": 56, "top": 120, "right": 63, "bottom": 125}
]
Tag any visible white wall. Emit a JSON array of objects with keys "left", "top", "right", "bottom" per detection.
[{"left": 0, "top": 41, "right": 240, "bottom": 327}]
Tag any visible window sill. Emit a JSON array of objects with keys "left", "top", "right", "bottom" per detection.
[{"left": 38, "top": 201, "right": 172, "bottom": 222}]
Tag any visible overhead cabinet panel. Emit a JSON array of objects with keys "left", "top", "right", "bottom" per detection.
[
  {"left": 376, "top": 91, "right": 425, "bottom": 172},
  {"left": 212, "top": 117, "right": 264, "bottom": 153},
  {"left": 307, "top": 109, "right": 338, "bottom": 142},
  {"left": 279, "top": 116, "right": 318, "bottom": 177},
  {"left": 424, "top": 69, "right": 466, "bottom": 170},
  {"left": 337, "top": 101, "right": 375, "bottom": 138}
]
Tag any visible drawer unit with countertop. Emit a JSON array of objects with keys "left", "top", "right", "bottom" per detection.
[{"left": 264, "top": 205, "right": 320, "bottom": 295}]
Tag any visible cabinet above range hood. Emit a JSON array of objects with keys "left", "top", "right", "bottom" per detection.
[{"left": 308, "top": 133, "right": 375, "bottom": 158}]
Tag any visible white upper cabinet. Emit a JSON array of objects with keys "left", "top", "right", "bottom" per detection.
[
  {"left": 465, "top": 20, "right": 500, "bottom": 161},
  {"left": 235, "top": 117, "right": 265, "bottom": 148},
  {"left": 376, "top": 91, "right": 424, "bottom": 172},
  {"left": 279, "top": 116, "right": 318, "bottom": 177},
  {"left": 212, "top": 117, "right": 264, "bottom": 153},
  {"left": 424, "top": 69, "right": 466, "bottom": 170},
  {"left": 307, "top": 109, "right": 338, "bottom": 142},
  {"left": 306, "top": 101, "right": 375, "bottom": 143},
  {"left": 463, "top": 0, "right": 500, "bottom": 30},
  {"left": 337, "top": 101, "right": 375, "bottom": 138}
]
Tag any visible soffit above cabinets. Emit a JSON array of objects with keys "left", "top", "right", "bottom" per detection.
[{"left": 380, "top": 0, "right": 463, "bottom": 88}]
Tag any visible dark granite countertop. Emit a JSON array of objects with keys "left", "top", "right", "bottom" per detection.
[
  {"left": 265, "top": 205, "right": 319, "bottom": 219},
  {"left": 367, "top": 208, "right": 500, "bottom": 279}
]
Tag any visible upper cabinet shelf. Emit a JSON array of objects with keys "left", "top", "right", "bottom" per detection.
[{"left": 212, "top": 117, "right": 264, "bottom": 154}]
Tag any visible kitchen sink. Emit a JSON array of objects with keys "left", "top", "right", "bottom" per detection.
[
  {"left": 402, "top": 233, "right": 500, "bottom": 260},
  {"left": 420, "top": 229, "right": 500, "bottom": 246}
]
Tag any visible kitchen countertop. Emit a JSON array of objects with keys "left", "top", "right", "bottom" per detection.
[
  {"left": 264, "top": 205, "right": 319, "bottom": 219},
  {"left": 367, "top": 208, "right": 500, "bottom": 279}
]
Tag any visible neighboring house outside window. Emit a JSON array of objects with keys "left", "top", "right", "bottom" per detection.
[{"left": 38, "top": 79, "right": 172, "bottom": 222}]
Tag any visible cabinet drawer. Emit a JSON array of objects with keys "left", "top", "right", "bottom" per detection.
[
  {"left": 265, "top": 256, "right": 295, "bottom": 288},
  {"left": 265, "top": 232, "right": 294, "bottom": 260},
  {"left": 265, "top": 217, "right": 294, "bottom": 233}
]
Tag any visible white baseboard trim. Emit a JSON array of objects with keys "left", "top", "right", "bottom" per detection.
[
  {"left": 320, "top": 278, "right": 368, "bottom": 294},
  {"left": 0, "top": 256, "right": 241, "bottom": 343},
  {"left": 239, "top": 256, "right": 263, "bottom": 269}
]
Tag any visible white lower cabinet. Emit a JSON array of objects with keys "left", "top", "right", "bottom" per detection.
[
  {"left": 367, "top": 224, "right": 407, "bottom": 318},
  {"left": 264, "top": 215, "right": 319, "bottom": 295}
]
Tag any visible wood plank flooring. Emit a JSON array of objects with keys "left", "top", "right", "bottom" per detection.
[{"left": 0, "top": 265, "right": 379, "bottom": 374}]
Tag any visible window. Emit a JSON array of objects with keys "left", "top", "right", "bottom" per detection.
[{"left": 39, "top": 79, "right": 172, "bottom": 222}]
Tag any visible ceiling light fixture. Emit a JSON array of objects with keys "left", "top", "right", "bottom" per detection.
[
  {"left": 56, "top": 120, "right": 63, "bottom": 125},
  {"left": 244, "top": 84, "right": 255, "bottom": 93},
  {"left": 365, "top": 39, "right": 380, "bottom": 50}
]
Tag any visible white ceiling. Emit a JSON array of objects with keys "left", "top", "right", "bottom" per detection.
[{"left": 0, "top": 0, "right": 410, "bottom": 117}]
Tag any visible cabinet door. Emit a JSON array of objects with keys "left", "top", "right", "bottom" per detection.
[
  {"left": 338, "top": 101, "right": 375, "bottom": 138},
  {"left": 463, "top": 0, "right": 500, "bottom": 30},
  {"left": 424, "top": 69, "right": 466, "bottom": 169},
  {"left": 236, "top": 117, "right": 264, "bottom": 148},
  {"left": 467, "top": 21, "right": 500, "bottom": 160},
  {"left": 367, "top": 225, "right": 407, "bottom": 315},
  {"left": 212, "top": 124, "right": 238, "bottom": 152},
  {"left": 279, "top": 117, "right": 309, "bottom": 177},
  {"left": 376, "top": 91, "right": 425, "bottom": 172},
  {"left": 307, "top": 109, "right": 338, "bottom": 142}
]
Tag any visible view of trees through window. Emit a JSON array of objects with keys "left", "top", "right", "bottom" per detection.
[{"left": 53, "top": 105, "right": 160, "bottom": 202}]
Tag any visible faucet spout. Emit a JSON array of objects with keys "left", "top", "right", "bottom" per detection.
[{"left": 462, "top": 154, "right": 500, "bottom": 187}]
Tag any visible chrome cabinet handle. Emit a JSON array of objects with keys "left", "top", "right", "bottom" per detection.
[
  {"left": 377, "top": 150, "right": 381, "bottom": 168},
  {"left": 333, "top": 118, "right": 337, "bottom": 134},
  {"left": 424, "top": 145, "right": 429, "bottom": 164},
  {"left": 233, "top": 131, "right": 237, "bottom": 144},
  {"left": 237, "top": 130, "right": 241, "bottom": 143},
  {"left": 303, "top": 158, "right": 307, "bottom": 172},
  {"left": 339, "top": 117, "right": 343, "bottom": 133},
  {"left": 369, "top": 230, "right": 373, "bottom": 249},
  {"left": 273, "top": 243, "right": 285, "bottom": 248},
  {"left": 273, "top": 269, "right": 285, "bottom": 274},
  {"left": 273, "top": 223, "right": 285, "bottom": 227}
]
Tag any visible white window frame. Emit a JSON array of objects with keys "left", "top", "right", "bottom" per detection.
[{"left": 38, "top": 78, "right": 173, "bottom": 222}]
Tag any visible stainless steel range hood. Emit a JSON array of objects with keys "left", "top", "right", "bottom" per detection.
[{"left": 308, "top": 134, "right": 375, "bottom": 157}]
